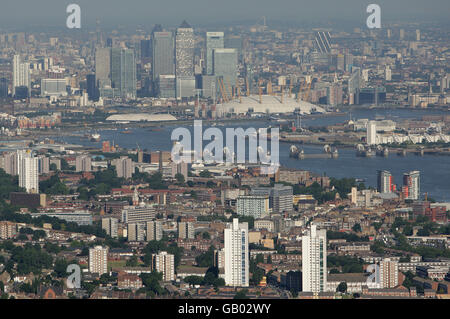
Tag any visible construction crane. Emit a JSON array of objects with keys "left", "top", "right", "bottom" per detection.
[
  {"left": 304, "top": 80, "right": 312, "bottom": 102},
  {"left": 297, "top": 81, "right": 304, "bottom": 102},
  {"left": 219, "top": 78, "right": 228, "bottom": 103},
  {"left": 258, "top": 79, "right": 263, "bottom": 104},
  {"left": 246, "top": 77, "right": 250, "bottom": 96}
]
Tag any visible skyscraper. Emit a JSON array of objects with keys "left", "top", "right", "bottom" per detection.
[
  {"left": 213, "top": 48, "right": 238, "bottom": 89},
  {"left": 302, "top": 224, "right": 327, "bottom": 293},
  {"left": 314, "top": 31, "right": 331, "bottom": 54},
  {"left": 206, "top": 32, "right": 224, "bottom": 75},
  {"left": 377, "top": 170, "right": 393, "bottom": 193},
  {"left": 18, "top": 151, "right": 39, "bottom": 194},
  {"left": 403, "top": 171, "right": 420, "bottom": 200},
  {"left": 175, "top": 21, "right": 194, "bottom": 77},
  {"left": 152, "top": 31, "right": 175, "bottom": 82},
  {"left": 95, "top": 47, "right": 111, "bottom": 88},
  {"left": 89, "top": 246, "right": 108, "bottom": 275},
  {"left": 224, "top": 218, "right": 249, "bottom": 287},
  {"left": 12, "top": 55, "right": 31, "bottom": 97},
  {"left": 111, "top": 48, "right": 136, "bottom": 99}
]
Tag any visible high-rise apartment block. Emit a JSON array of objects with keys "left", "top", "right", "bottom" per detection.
[
  {"left": 377, "top": 170, "right": 393, "bottom": 193},
  {"left": 113, "top": 156, "right": 133, "bottom": 179},
  {"left": 178, "top": 221, "right": 195, "bottom": 239},
  {"left": 236, "top": 195, "right": 270, "bottom": 219},
  {"left": 302, "top": 224, "right": 327, "bottom": 293},
  {"left": 89, "top": 246, "right": 108, "bottom": 275},
  {"left": 152, "top": 251, "right": 175, "bottom": 281},
  {"left": 75, "top": 155, "right": 92, "bottom": 172},
  {"left": 146, "top": 220, "right": 163, "bottom": 241},
  {"left": 102, "top": 217, "right": 118, "bottom": 238},
  {"left": 18, "top": 151, "right": 39, "bottom": 194},
  {"left": 403, "top": 171, "right": 420, "bottom": 200},
  {"left": 380, "top": 258, "right": 399, "bottom": 288},
  {"left": 224, "top": 218, "right": 249, "bottom": 287},
  {"left": 13, "top": 55, "right": 31, "bottom": 97}
]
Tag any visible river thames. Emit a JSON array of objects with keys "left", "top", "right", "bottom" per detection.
[{"left": 59, "top": 108, "right": 450, "bottom": 201}]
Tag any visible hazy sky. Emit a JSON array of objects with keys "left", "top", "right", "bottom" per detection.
[{"left": 1, "top": 0, "right": 449, "bottom": 29}]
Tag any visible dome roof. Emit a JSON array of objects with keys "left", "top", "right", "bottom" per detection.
[{"left": 217, "top": 94, "right": 324, "bottom": 115}]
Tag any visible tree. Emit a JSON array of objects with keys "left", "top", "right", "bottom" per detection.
[
  {"left": 195, "top": 246, "right": 215, "bottom": 268},
  {"left": 337, "top": 282, "right": 347, "bottom": 293},
  {"left": 175, "top": 173, "right": 185, "bottom": 184},
  {"left": 140, "top": 271, "right": 164, "bottom": 295},
  {"left": 126, "top": 255, "right": 139, "bottom": 267},
  {"left": 234, "top": 289, "right": 249, "bottom": 299},
  {"left": 352, "top": 223, "right": 362, "bottom": 233},
  {"left": 199, "top": 170, "right": 212, "bottom": 178}
]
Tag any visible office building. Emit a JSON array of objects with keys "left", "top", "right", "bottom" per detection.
[
  {"left": 152, "top": 31, "right": 175, "bottom": 81},
  {"left": 236, "top": 195, "right": 270, "bottom": 219},
  {"left": 302, "top": 224, "right": 327, "bottom": 293},
  {"left": 225, "top": 35, "right": 243, "bottom": 60},
  {"left": 200, "top": 75, "right": 219, "bottom": 99},
  {"left": 403, "top": 171, "right": 420, "bottom": 200},
  {"left": 175, "top": 21, "right": 194, "bottom": 77},
  {"left": 377, "top": 170, "right": 393, "bottom": 193},
  {"left": 146, "top": 220, "right": 163, "bottom": 241},
  {"left": 140, "top": 39, "right": 151, "bottom": 61},
  {"left": 112, "top": 156, "right": 133, "bottom": 179},
  {"left": 178, "top": 221, "right": 195, "bottom": 239},
  {"left": 213, "top": 48, "right": 238, "bottom": 89},
  {"left": 152, "top": 251, "right": 175, "bottom": 281},
  {"left": 40, "top": 78, "right": 67, "bottom": 97},
  {"left": 176, "top": 76, "right": 195, "bottom": 98},
  {"left": 75, "top": 155, "right": 92, "bottom": 172},
  {"left": 224, "top": 218, "right": 249, "bottom": 287},
  {"left": 102, "top": 217, "right": 118, "bottom": 238},
  {"left": 314, "top": 31, "right": 331, "bottom": 54},
  {"left": 110, "top": 48, "right": 136, "bottom": 99},
  {"left": 89, "top": 246, "right": 108, "bottom": 275},
  {"left": 12, "top": 55, "right": 31, "bottom": 97},
  {"left": 206, "top": 32, "right": 224, "bottom": 75},
  {"left": 0, "top": 78, "right": 8, "bottom": 97},
  {"left": 32, "top": 210, "right": 93, "bottom": 225},
  {"left": 86, "top": 74, "right": 99, "bottom": 101},
  {"left": 95, "top": 47, "right": 111, "bottom": 88},
  {"left": 18, "top": 152, "right": 39, "bottom": 194},
  {"left": 121, "top": 205, "right": 156, "bottom": 224},
  {"left": 157, "top": 74, "right": 176, "bottom": 98}
]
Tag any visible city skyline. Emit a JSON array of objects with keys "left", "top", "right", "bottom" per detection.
[{"left": 1, "top": 0, "right": 450, "bottom": 30}]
